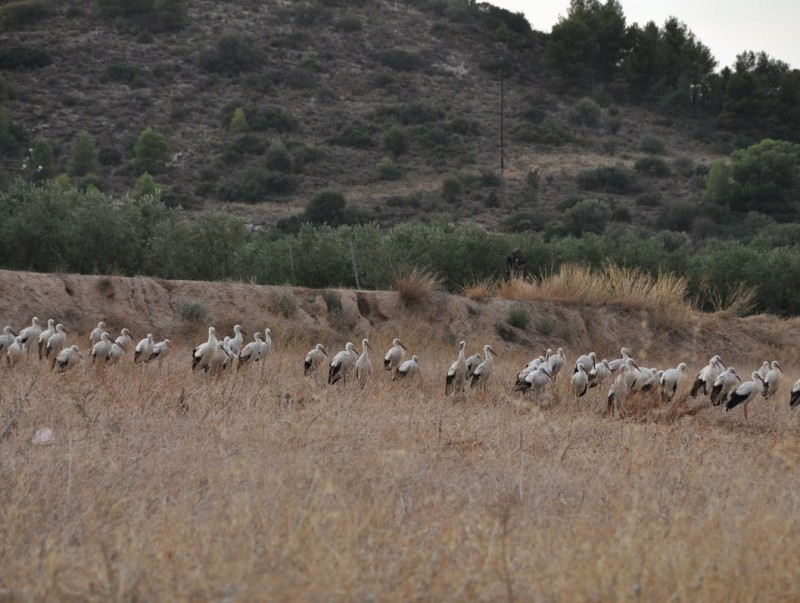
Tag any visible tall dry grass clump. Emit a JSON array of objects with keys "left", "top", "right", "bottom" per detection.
[
  {"left": 498, "top": 264, "right": 694, "bottom": 322},
  {"left": 462, "top": 278, "right": 496, "bottom": 302},
  {"left": 395, "top": 269, "right": 441, "bottom": 306}
]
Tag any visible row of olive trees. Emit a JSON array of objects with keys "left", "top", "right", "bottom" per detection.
[{"left": 2, "top": 180, "right": 800, "bottom": 315}]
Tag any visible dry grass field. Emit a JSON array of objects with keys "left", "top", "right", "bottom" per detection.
[{"left": 3, "top": 329, "right": 800, "bottom": 601}]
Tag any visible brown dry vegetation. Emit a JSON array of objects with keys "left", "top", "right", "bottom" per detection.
[{"left": 2, "top": 270, "right": 800, "bottom": 599}]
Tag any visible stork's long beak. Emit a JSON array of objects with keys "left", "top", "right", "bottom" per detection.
[{"left": 321, "top": 348, "right": 328, "bottom": 357}]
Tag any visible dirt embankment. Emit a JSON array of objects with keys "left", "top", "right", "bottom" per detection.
[{"left": 1, "top": 269, "right": 798, "bottom": 367}]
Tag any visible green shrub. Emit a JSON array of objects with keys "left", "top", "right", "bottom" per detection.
[
  {"left": 264, "top": 140, "right": 295, "bottom": 173},
  {"left": 441, "top": 177, "right": 462, "bottom": 202},
  {"left": 334, "top": 15, "right": 362, "bottom": 32},
  {"left": 576, "top": 165, "right": 636, "bottom": 194},
  {"left": 229, "top": 107, "right": 248, "bottom": 132},
  {"left": 500, "top": 211, "right": 547, "bottom": 233},
  {"left": 269, "top": 289, "right": 297, "bottom": 318},
  {"left": 0, "top": 0, "right": 52, "bottom": 30},
  {"left": 153, "top": 0, "right": 186, "bottom": 30},
  {"left": 569, "top": 97, "right": 602, "bottom": 127},
  {"left": 536, "top": 317, "right": 555, "bottom": 336},
  {"left": 133, "top": 127, "right": 170, "bottom": 174},
  {"left": 0, "top": 45, "right": 50, "bottom": 69},
  {"left": 672, "top": 156, "right": 695, "bottom": 177},
  {"left": 181, "top": 301, "right": 207, "bottom": 323},
  {"left": 218, "top": 168, "right": 297, "bottom": 202},
  {"left": 507, "top": 305, "right": 529, "bottom": 329},
  {"left": 382, "top": 126, "right": 409, "bottom": 157},
  {"left": 199, "top": 33, "right": 262, "bottom": 74},
  {"left": 447, "top": 117, "right": 481, "bottom": 136},
  {"left": 634, "top": 156, "right": 671, "bottom": 178},
  {"left": 640, "top": 135, "right": 666, "bottom": 154},
  {"left": 512, "top": 118, "right": 573, "bottom": 146},
  {"left": 375, "top": 156, "right": 402, "bottom": 181},
  {"left": 132, "top": 172, "right": 160, "bottom": 200},
  {"left": 322, "top": 290, "right": 342, "bottom": 311},
  {"left": 98, "top": 147, "right": 122, "bottom": 166},
  {"left": 328, "top": 123, "right": 374, "bottom": 148},
  {"left": 377, "top": 49, "right": 424, "bottom": 71},
  {"left": 560, "top": 198, "right": 612, "bottom": 235},
  {"left": 29, "top": 138, "right": 55, "bottom": 183},
  {"left": 248, "top": 107, "right": 299, "bottom": 132},
  {"left": 68, "top": 130, "right": 98, "bottom": 177},
  {"left": 293, "top": 146, "right": 326, "bottom": 171},
  {"left": 305, "top": 190, "right": 347, "bottom": 225},
  {"left": 105, "top": 63, "right": 143, "bottom": 85},
  {"left": 378, "top": 102, "right": 444, "bottom": 125},
  {"left": 635, "top": 192, "right": 662, "bottom": 207}
]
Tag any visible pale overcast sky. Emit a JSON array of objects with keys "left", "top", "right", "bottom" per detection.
[{"left": 491, "top": 1, "right": 800, "bottom": 70}]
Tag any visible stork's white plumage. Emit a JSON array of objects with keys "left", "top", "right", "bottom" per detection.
[
  {"left": 466, "top": 353, "right": 483, "bottom": 380},
  {"left": 757, "top": 361, "right": 770, "bottom": 380},
  {"left": 383, "top": 338, "right": 407, "bottom": 371},
  {"left": 191, "top": 328, "right": 217, "bottom": 371},
  {"left": 106, "top": 340, "right": 125, "bottom": 365},
  {"left": 207, "top": 341, "right": 234, "bottom": 375},
  {"left": 548, "top": 347, "right": 567, "bottom": 379},
  {"left": 0, "top": 326, "right": 17, "bottom": 354},
  {"left": 88, "top": 321, "right": 107, "bottom": 348},
  {"left": 470, "top": 345, "right": 497, "bottom": 389},
  {"left": 147, "top": 339, "right": 171, "bottom": 366},
  {"left": 115, "top": 328, "right": 133, "bottom": 352},
  {"left": 17, "top": 317, "right": 41, "bottom": 352},
  {"left": 329, "top": 342, "right": 359, "bottom": 385},
  {"left": 91, "top": 332, "right": 115, "bottom": 364},
  {"left": 45, "top": 324, "right": 68, "bottom": 364},
  {"left": 37, "top": 319, "right": 55, "bottom": 360},
  {"left": 445, "top": 340, "right": 468, "bottom": 395},
  {"left": 762, "top": 360, "right": 782, "bottom": 400},
  {"left": 55, "top": 345, "right": 83, "bottom": 373},
  {"left": 571, "top": 364, "right": 589, "bottom": 398},
  {"left": 574, "top": 352, "right": 596, "bottom": 374},
  {"left": 607, "top": 347, "right": 633, "bottom": 372},
  {"left": 227, "top": 325, "right": 247, "bottom": 358},
  {"left": 262, "top": 328, "right": 273, "bottom": 356},
  {"left": 355, "top": 338, "right": 373, "bottom": 387},
  {"left": 6, "top": 336, "right": 26, "bottom": 365},
  {"left": 660, "top": 362, "right": 688, "bottom": 403},
  {"left": 588, "top": 359, "right": 613, "bottom": 388},
  {"left": 135, "top": 333, "right": 155, "bottom": 365},
  {"left": 239, "top": 333, "right": 265, "bottom": 370},
  {"left": 394, "top": 355, "right": 420, "bottom": 382},
  {"left": 607, "top": 358, "right": 639, "bottom": 414},
  {"left": 726, "top": 371, "right": 765, "bottom": 420},
  {"left": 303, "top": 343, "right": 327, "bottom": 376},
  {"left": 710, "top": 367, "right": 741, "bottom": 406},
  {"left": 691, "top": 355, "right": 725, "bottom": 397},
  {"left": 517, "top": 365, "right": 553, "bottom": 396}
]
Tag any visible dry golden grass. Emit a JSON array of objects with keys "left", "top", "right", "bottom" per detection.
[
  {"left": 395, "top": 269, "right": 442, "bottom": 307},
  {"left": 462, "top": 278, "right": 496, "bottom": 302},
  {"left": 2, "top": 336, "right": 800, "bottom": 601}
]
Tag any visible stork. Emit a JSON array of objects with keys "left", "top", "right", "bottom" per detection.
[
  {"left": 227, "top": 325, "right": 247, "bottom": 358},
  {"left": 191, "top": 327, "right": 217, "bottom": 371},
  {"left": 607, "top": 357, "right": 639, "bottom": 414},
  {"left": 726, "top": 372, "right": 765, "bottom": 420},
  {"left": 394, "top": 355, "right": 420, "bottom": 382},
  {"left": 466, "top": 352, "right": 483, "bottom": 381},
  {"left": 17, "top": 317, "right": 41, "bottom": 353},
  {"left": 135, "top": 333, "right": 156, "bottom": 365},
  {"left": 0, "top": 326, "right": 16, "bottom": 354},
  {"left": 239, "top": 332, "right": 266, "bottom": 370},
  {"left": 88, "top": 321, "right": 108, "bottom": 348},
  {"left": 660, "top": 362, "right": 688, "bottom": 403},
  {"left": 303, "top": 343, "right": 327, "bottom": 376},
  {"left": 516, "top": 365, "right": 553, "bottom": 396},
  {"left": 690, "top": 355, "right": 725, "bottom": 398},
  {"left": 37, "top": 319, "right": 55, "bottom": 360},
  {"left": 106, "top": 340, "right": 126, "bottom": 366},
  {"left": 445, "top": 340, "right": 468, "bottom": 395},
  {"left": 470, "top": 345, "right": 497, "bottom": 389},
  {"left": 588, "top": 358, "right": 613, "bottom": 388},
  {"left": 55, "top": 345, "right": 83, "bottom": 373},
  {"left": 147, "top": 339, "right": 171, "bottom": 367},
  {"left": 548, "top": 347, "right": 567, "bottom": 379},
  {"left": 355, "top": 338, "right": 373, "bottom": 387},
  {"left": 329, "top": 342, "right": 359, "bottom": 385},
  {"left": 45, "top": 324, "right": 68, "bottom": 366},
  {"left": 790, "top": 378, "right": 800, "bottom": 409},
  {"left": 574, "top": 352, "right": 596, "bottom": 374},
  {"left": 607, "top": 347, "right": 633, "bottom": 372},
  {"left": 115, "top": 328, "right": 134, "bottom": 352},
  {"left": 710, "top": 367, "right": 740, "bottom": 406},
  {"left": 762, "top": 361, "right": 782, "bottom": 400},
  {"left": 571, "top": 364, "right": 589, "bottom": 398},
  {"left": 383, "top": 338, "right": 407, "bottom": 372},
  {"left": 91, "top": 332, "right": 115, "bottom": 365},
  {"left": 6, "top": 336, "right": 26, "bottom": 365}
]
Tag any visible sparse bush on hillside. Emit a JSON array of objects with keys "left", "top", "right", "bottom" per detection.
[
  {"left": 377, "top": 48, "right": 425, "bottom": 72},
  {"left": 132, "top": 172, "right": 160, "bottom": 200},
  {"left": 328, "top": 123, "right": 374, "bottom": 148},
  {"left": 199, "top": 33, "right": 262, "bottom": 74},
  {"left": 105, "top": 63, "right": 143, "bottom": 85},
  {"left": 512, "top": 119, "right": 573, "bottom": 146},
  {"left": 218, "top": 168, "right": 297, "bottom": 203},
  {"left": 375, "top": 156, "right": 402, "bottom": 181},
  {"left": 29, "top": 138, "right": 55, "bottom": 183},
  {"left": 501, "top": 211, "right": 547, "bottom": 233},
  {"left": 229, "top": 107, "right": 248, "bottom": 133},
  {"left": 133, "top": 127, "right": 170, "bottom": 174},
  {"left": 334, "top": 15, "right": 362, "bottom": 32},
  {"left": 560, "top": 198, "right": 612, "bottom": 236},
  {"left": 576, "top": 165, "right": 637, "bottom": 194},
  {"left": 68, "top": 130, "right": 98, "bottom": 177},
  {"left": 672, "top": 156, "right": 695, "bottom": 177},
  {"left": 305, "top": 190, "right": 347, "bottom": 225},
  {"left": 153, "top": 0, "right": 186, "bottom": 30},
  {"left": 247, "top": 107, "right": 299, "bottom": 133},
  {"left": 180, "top": 300, "right": 207, "bottom": 323},
  {"left": 569, "top": 97, "right": 602, "bottom": 127},
  {"left": 640, "top": 134, "right": 667, "bottom": 154},
  {"left": 0, "top": 0, "right": 52, "bottom": 30},
  {"left": 96, "top": 0, "right": 185, "bottom": 30},
  {"left": 0, "top": 45, "right": 50, "bottom": 69},
  {"left": 441, "top": 177, "right": 462, "bottom": 203},
  {"left": 634, "top": 156, "right": 671, "bottom": 178},
  {"left": 635, "top": 192, "right": 662, "bottom": 207},
  {"left": 382, "top": 126, "right": 410, "bottom": 157},
  {"left": 395, "top": 269, "right": 441, "bottom": 306},
  {"left": 507, "top": 305, "right": 529, "bottom": 329},
  {"left": 378, "top": 103, "right": 445, "bottom": 125},
  {"left": 98, "top": 146, "right": 122, "bottom": 167},
  {"left": 264, "top": 140, "right": 295, "bottom": 174}
]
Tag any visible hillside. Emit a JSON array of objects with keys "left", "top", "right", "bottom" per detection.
[{"left": 0, "top": 0, "right": 726, "bottom": 232}]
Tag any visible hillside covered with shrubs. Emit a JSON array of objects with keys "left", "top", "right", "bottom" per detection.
[{"left": 1, "top": 0, "right": 800, "bottom": 313}]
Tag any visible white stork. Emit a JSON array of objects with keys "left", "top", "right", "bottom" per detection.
[
  {"left": 191, "top": 327, "right": 217, "bottom": 371},
  {"left": 548, "top": 348, "right": 567, "bottom": 379},
  {"left": 726, "top": 371, "right": 765, "bottom": 420},
  {"left": 55, "top": 345, "right": 83, "bottom": 373},
  {"left": 762, "top": 360, "right": 782, "bottom": 400},
  {"left": 135, "top": 333, "right": 156, "bottom": 365},
  {"left": 790, "top": 378, "right": 800, "bottom": 409},
  {"left": 262, "top": 328, "right": 273, "bottom": 356},
  {"left": 329, "top": 342, "right": 359, "bottom": 385},
  {"left": 445, "top": 340, "right": 468, "bottom": 395},
  {"left": 37, "top": 319, "right": 55, "bottom": 360},
  {"left": 574, "top": 352, "right": 596, "bottom": 374},
  {"left": 227, "top": 325, "right": 247, "bottom": 358},
  {"left": 571, "top": 364, "right": 589, "bottom": 398},
  {"left": 588, "top": 358, "right": 613, "bottom": 388},
  {"left": 470, "top": 345, "right": 497, "bottom": 389},
  {"left": 355, "top": 338, "right": 374, "bottom": 387},
  {"left": 394, "top": 355, "right": 420, "bottom": 382},
  {"left": 91, "top": 332, "right": 115, "bottom": 365},
  {"left": 6, "top": 336, "right": 26, "bottom": 365},
  {"left": 660, "top": 362, "right": 688, "bottom": 403},
  {"left": 607, "top": 357, "right": 639, "bottom": 414},
  {"left": 516, "top": 365, "right": 553, "bottom": 396},
  {"left": 690, "top": 355, "right": 725, "bottom": 398},
  {"left": 710, "top": 367, "right": 741, "bottom": 406},
  {"left": 239, "top": 332, "right": 266, "bottom": 370},
  {"left": 88, "top": 321, "right": 107, "bottom": 348},
  {"left": 45, "top": 324, "right": 68, "bottom": 365},
  {"left": 0, "top": 326, "right": 17, "bottom": 354},
  {"left": 147, "top": 339, "right": 171, "bottom": 367},
  {"left": 115, "top": 328, "right": 134, "bottom": 352},
  {"left": 303, "top": 343, "right": 327, "bottom": 376},
  {"left": 466, "top": 352, "right": 483, "bottom": 380},
  {"left": 383, "top": 338, "right": 407, "bottom": 371},
  {"left": 106, "top": 340, "right": 126, "bottom": 366},
  {"left": 607, "top": 347, "right": 633, "bottom": 372},
  {"left": 17, "top": 317, "right": 41, "bottom": 353}
]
